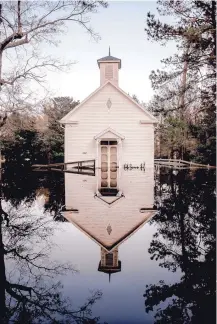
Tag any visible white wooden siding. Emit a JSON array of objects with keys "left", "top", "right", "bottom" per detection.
[
  {"left": 64, "top": 170, "right": 155, "bottom": 249},
  {"left": 65, "top": 83, "right": 154, "bottom": 167}
]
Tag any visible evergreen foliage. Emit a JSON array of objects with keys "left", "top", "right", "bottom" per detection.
[{"left": 145, "top": 0, "right": 216, "bottom": 164}]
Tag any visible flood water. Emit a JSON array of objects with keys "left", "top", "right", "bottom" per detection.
[{"left": 0, "top": 164, "right": 215, "bottom": 324}]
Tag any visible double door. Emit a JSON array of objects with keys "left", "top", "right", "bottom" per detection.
[{"left": 100, "top": 142, "right": 118, "bottom": 190}]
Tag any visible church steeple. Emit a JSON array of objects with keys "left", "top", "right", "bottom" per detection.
[
  {"left": 97, "top": 49, "right": 121, "bottom": 86},
  {"left": 98, "top": 247, "right": 121, "bottom": 280}
]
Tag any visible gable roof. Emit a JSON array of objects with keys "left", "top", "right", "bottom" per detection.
[{"left": 59, "top": 81, "right": 158, "bottom": 124}]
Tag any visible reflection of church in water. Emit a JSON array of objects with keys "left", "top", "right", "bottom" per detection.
[{"left": 62, "top": 168, "right": 156, "bottom": 281}]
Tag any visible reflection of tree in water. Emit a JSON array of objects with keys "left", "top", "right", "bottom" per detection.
[
  {"left": 2, "top": 164, "right": 66, "bottom": 222},
  {"left": 0, "top": 182, "right": 104, "bottom": 323},
  {"left": 144, "top": 169, "right": 216, "bottom": 324}
]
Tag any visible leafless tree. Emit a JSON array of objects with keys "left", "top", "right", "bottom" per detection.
[{"left": 0, "top": 0, "right": 108, "bottom": 122}]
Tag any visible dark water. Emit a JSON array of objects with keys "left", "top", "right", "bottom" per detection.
[{"left": 0, "top": 165, "right": 215, "bottom": 324}]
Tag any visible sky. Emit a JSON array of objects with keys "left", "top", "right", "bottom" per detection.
[{"left": 43, "top": 1, "right": 177, "bottom": 104}]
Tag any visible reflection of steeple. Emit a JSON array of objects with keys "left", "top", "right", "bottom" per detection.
[{"left": 98, "top": 247, "right": 121, "bottom": 280}]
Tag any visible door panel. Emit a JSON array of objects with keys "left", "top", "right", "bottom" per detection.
[
  {"left": 110, "top": 180, "right": 117, "bottom": 187},
  {"left": 101, "top": 180, "right": 108, "bottom": 187},
  {"left": 101, "top": 171, "right": 108, "bottom": 179}
]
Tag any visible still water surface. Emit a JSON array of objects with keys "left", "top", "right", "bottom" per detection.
[{"left": 0, "top": 166, "right": 215, "bottom": 323}]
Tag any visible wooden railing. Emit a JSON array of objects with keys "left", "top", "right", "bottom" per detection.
[
  {"left": 154, "top": 158, "right": 215, "bottom": 169},
  {"left": 32, "top": 159, "right": 96, "bottom": 176}
]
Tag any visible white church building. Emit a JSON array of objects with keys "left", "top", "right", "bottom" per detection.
[{"left": 60, "top": 50, "right": 158, "bottom": 196}]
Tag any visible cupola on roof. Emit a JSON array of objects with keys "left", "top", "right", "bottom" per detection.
[{"left": 97, "top": 47, "right": 121, "bottom": 69}]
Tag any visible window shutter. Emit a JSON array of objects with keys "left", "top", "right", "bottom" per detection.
[{"left": 105, "top": 64, "right": 113, "bottom": 80}]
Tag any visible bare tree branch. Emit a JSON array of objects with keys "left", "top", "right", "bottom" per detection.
[{"left": 0, "top": 0, "right": 107, "bottom": 128}]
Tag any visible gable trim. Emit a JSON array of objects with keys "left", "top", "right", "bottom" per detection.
[
  {"left": 94, "top": 194, "right": 124, "bottom": 207},
  {"left": 94, "top": 127, "right": 125, "bottom": 140},
  {"left": 59, "top": 82, "right": 107, "bottom": 124},
  {"left": 59, "top": 81, "right": 158, "bottom": 124},
  {"left": 63, "top": 210, "right": 157, "bottom": 252},
  {"left": 111, "top": 83, "right": 158, "bottom": 123}
]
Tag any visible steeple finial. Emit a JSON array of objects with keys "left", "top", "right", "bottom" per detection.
[{"left": 109, "top": 46, "right": 111, "bottom": 56}]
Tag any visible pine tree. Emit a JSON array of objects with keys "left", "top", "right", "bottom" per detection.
[{"left": 145, "top": 0, "right": 216, "bottom": 164}]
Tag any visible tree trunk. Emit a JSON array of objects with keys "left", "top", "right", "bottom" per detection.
[
  {"left": 179, "top": 212, "right": 189, "bottom": 274},
  {"left": 0, "top": 51, "right": 2, "bottom": 83},
  {"left": 0, "top": 218, "right": 7, "bottom": 322}
]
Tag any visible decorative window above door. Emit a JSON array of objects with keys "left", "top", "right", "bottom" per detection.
[{"left": 100, "top": 140, "right": 117, "bottom": 145}]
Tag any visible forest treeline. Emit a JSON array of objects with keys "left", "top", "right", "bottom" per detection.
[
  {"left": 145, "top": 0, "right": 216, "bottom": 165},
  {"left": 1, "top": 97, "right": 79, "bottom": 164}
]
